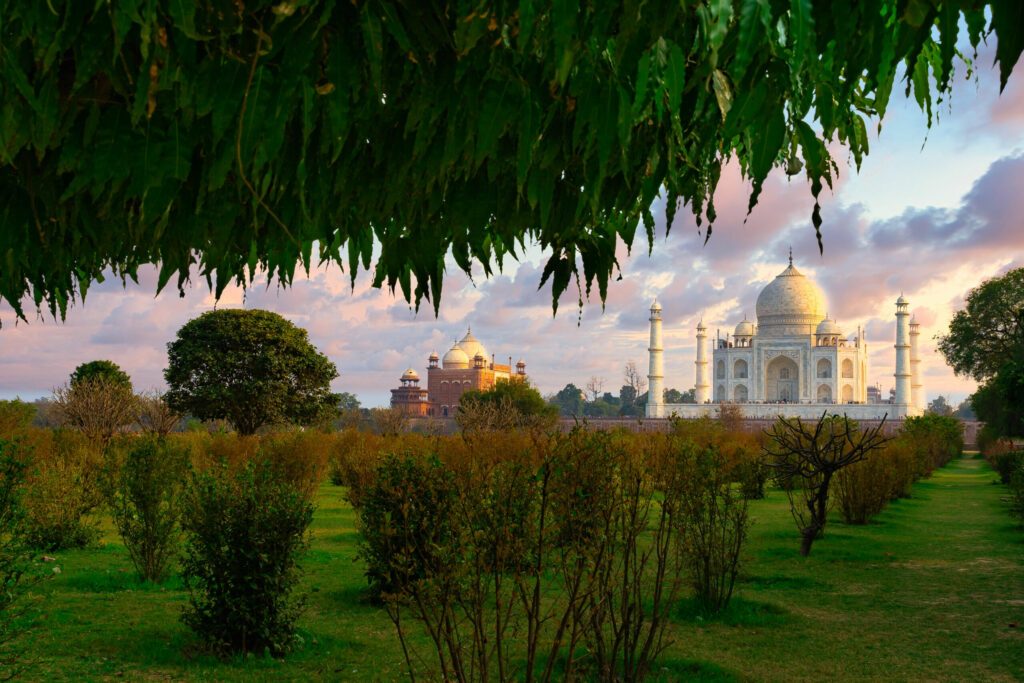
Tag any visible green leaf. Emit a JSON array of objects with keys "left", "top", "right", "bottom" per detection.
[{"left": 992, "top": 0, "right": 1024, "bottom": 93}]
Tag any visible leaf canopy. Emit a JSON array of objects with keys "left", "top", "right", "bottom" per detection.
[{"left": 0, "top": 1, "right": 1021, "bottom": 320}]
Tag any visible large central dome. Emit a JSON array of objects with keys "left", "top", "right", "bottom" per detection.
[{"left": 755, "top": 262, "right": 826, "bottom": 337}]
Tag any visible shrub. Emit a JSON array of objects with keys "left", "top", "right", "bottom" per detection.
[
  {"left": 902, "top": 414, "right": 964, "bottom": 474},
  {"left": 991, "top": 448, "right": 1024, "bottom": 485},
  {"left": 105, "top": 436, "right": 191, "bottom": 582},
  {"left": 1009, "top": 467, "right": 1024, "bottom": 522},
  {"left": 180, "top": 458, "right": 314, "bottom": 657},
  {"left": 51, "top": 378, "right": 137, "bottom": 446},
  {"left": 735, "top": 447, "right": 770, "bottom": 500},
  {"left": 135, "top": 393, "right": 181, "bottom": 436},
  {"left": 257, "top": 430, "right": 330, "bottom": 499},
  {"left": 0, "top": 439, "right": 48, "bottom": 677},
  {"left": 835, "top": 452, "right": 892, "bottom": 524},
  {"left": 679, "top": 443, "right": 750, "bottom": 613},
  {"left": 0, "top": 401, "right": 35, "bottom": 440},
  {"left": 21, "top": 429, "right": 104, "bottom": 550}
]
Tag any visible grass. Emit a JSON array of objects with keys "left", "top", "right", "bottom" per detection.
[{"left": 19, "top": 454, "right": 1024, "bottom": 681}]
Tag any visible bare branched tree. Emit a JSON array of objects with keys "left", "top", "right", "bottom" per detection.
[
  {"left": 764, "top": 413, "right": 889, "bottom": 556},
  {"left": 370, "top": 407, "right": 409, "bottom": 437},
  {"left": 584, "top": 376, "right": 605, "bottom": 402},
  {"left": 135, "top": 392, "right": 182, "bottom": 436},
  {"left": 52, "top": 378, "right": 137, "bottom": 446},
  {"left": 624, "top": 361, "right": 647, "bottom": 396}
]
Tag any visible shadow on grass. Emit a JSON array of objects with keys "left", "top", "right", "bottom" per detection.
[
  {"left": 674, "top": 596, "right": 789, "bottom": 628},
  {"left": 59, "top": 569, "right": 185, "bottom": 593},
  {"left": 648, "top": 657, "right": 739, "bottom": 682},
  {"left": 740, "top": 573, "right": 826, "bottom": 591}
]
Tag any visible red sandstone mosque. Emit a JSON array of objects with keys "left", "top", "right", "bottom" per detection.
[{"left": 390, "top": 327, "right": 527, "bottom": 417}]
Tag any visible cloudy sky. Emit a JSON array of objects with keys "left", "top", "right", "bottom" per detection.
[{"left": 2, "top": 43, "right": 1022, "bottom": 408}]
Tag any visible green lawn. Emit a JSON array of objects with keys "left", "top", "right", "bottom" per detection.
[{"left": 22, "top": 454, "right": 1024, "bottom": 681}]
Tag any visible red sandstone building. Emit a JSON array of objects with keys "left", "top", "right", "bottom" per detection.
[{"left": 390, "top": 328, "right": 527, "bottom": 417}]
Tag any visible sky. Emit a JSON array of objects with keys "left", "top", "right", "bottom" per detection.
[{"left": 2, "top": 42, "right": 1022, "bottom": 408}]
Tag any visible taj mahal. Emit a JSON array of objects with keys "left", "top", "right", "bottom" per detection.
[{"left": 646, "top": 254, "right": 925, "bottom": 421}]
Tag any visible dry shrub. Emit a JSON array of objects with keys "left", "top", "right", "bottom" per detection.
[
  {"left": 135, "top": 393, "right": 181, "bottom": 436},
  {"left": 20, "top": 428, "right": 105, "bottom": 550},
  {"left": 51, "top": 378, "right": 137, "bottom": 446},
  {"left": 258, "top": 430, "right": 331, "bottom": 499},
  {"left": 370, "top": 407, "right": 408, "bottom": 436},
  {"left": 327, "top": 429, "right": 385, "bottom": 493}
]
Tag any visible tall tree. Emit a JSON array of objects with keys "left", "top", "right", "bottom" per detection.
[
  {"left": 164, "top": 309, "right": 338, "bottom": 435},
  {"left": 1, "top": 3, "right": 1020, "bottom": 321},
  {"left": 585, "top": 376, "right": 605, "bottom": 402},
  {"left": 70, "top": 361, "right": 132, "bottom": 392},
  {"left": 927, "top": 396, "right": 954, "bottom": 417},
  {"left": 939, "top": 267, "right": 1024, "bottom": 437}
]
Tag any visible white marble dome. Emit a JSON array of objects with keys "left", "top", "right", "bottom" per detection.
[
  {"left": 734, "top": 319, "right": 755, "bottom": 337},
  {"left": 442, "top": 344, "right": 469, "bottom": 369},
  {"left": 755, "top": 263, "right": 826, "bottom": 336},
  {"left": 816, "top": 316, "right": 841, "bottom": 336},
  {"left": 457, "top": 328, "right": 489, "bottom": 362},
  {"left": 401, "top": 368, "right": 420, "bottom": 381}
]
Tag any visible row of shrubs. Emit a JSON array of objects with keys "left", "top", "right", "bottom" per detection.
[
  {"left": 835, "top": 414, "right": 965, "bottom": 525},
  {"left": 981, "top": 434, "right": 1024, "bottom": 524}
]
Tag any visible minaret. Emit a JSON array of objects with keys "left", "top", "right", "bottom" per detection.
[
  {"left": 909, "top": 316, "right": 923, "bottom": 412},
  {"left": 695, "top": 320, "right": 710, "bottom": 404},
  {"left": 647, "top": 299, "right": 664, "bottom": 418},
  {"left": 894, "top": 295, "right": 911, "bottom": 407}
]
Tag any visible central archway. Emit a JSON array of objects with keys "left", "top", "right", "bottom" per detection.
[{"left": 766, "top": 355, "right": 800, "bottom": 402}]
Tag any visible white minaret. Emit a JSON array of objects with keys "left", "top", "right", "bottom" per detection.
[
  {"left": 695, "top": 320, "right": 710, "bottom": 404},
  {"left": 647, "top": 299, "right": 664, "bottom": 418},
  {"left": 909, "top": 316, "right": 923, "bottom": 412},
  {"left": 894, "top": 295, "right": 911, "bottom": 407}
]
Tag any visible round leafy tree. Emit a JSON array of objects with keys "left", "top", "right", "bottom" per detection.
[
  {"left": 164, "top": 309, "right": 338, "bottom": 435},
  {"left": 70, "top": 360, "right": 133, "bottom": 391}
]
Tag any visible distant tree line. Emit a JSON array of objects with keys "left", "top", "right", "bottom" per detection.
[{"left": 546, "top": 361, "right": 695, "bottom": 418}]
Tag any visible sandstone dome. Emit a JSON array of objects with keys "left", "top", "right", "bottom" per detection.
[
  {"left": 401, "top": 368, "right": 420, "bottom": 381},
  {"left": 755, "top": 263, "right": 827, "bottom": 336},
  {"left": 442, "top": 344, "right": 469, "bottom": 369}
]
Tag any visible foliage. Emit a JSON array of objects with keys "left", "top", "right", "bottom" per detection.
[
  {"left": 0, "top": 439, "right": 48, "bottom": 678},
  {"left": 459, "top": 379, "right": 558, "bottom": 428},
  {"left": 939, "top": 268, "right": 1024, "bottom": 382},
  {"left": 1009, "top": 466, "right": 1024, "bottom": 523},
  {"left": 988, "top": 448, "right": 1024, "bottom": 486},
  {"left": 51, "top": 378, "right": 138, "bottom": 446},
  {"left": 940, "top": 268, "right": 1024, "bottom": 439},
  {"left": 679, "top": 444, "right": 749, "bottom": 614},
  {"left": 180, "top": 457, "right": 314, "bottom": 657},
  {"left": 926, "top": 395, "right": 953, "bottom": 417},
  {"left": 549, "top": 384, "right": 585, "bottom": 417},
  {"left": 21, "top": 429, "right": 104, "bottom": 550},
  {"left": 164, "top": 309, "right": 339, "bottom": 435},
  {"left": 335, "top": 392, "right": 361, "bottom": 412},
  {"left": 0, "top": 401, "right": 35, "bottom": 440},
  {"left": 765, "top": 414, "right": 889, "bottom": 556},
  {"left": 70, "top": 361, "right": 133, "bottom": 392},
  {"left": 104, "top": 436, "right": 191, "bottom": 582},
  {"left": 368, "top": 407, "right": 409, "bottom": 437},
  {"left": 350, "top": 428, "right": 703, "bottom": 681},
  {"left": 1, "top": 3, "right": 1021, "bottom": 320},
  {"left": 902, "top": 414, "right": 964, "bottom": 475},
  {"left": 835, "top": 452, "right": 893, "bottom": 525}
]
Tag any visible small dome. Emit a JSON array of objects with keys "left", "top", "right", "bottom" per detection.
[
  {"left": 428, "top": 351, "right": 439, "bottom": 361},
  {"left": 650, "top": 298, "right": 662, "bottom": 312},
  {"left": 896, "top": 294, "right": 908, "bottom": 305},
  {"left": 816, "top": 316, "right": 842, "bottom": 336},
  {"left": 457, "top": 328, "right": 489, "bottom": 362},
  {"left": 401, "top": 368, "right": 420, "bottom": 381},
  {"left": 734, "top": 319, "right": 755, "bottom": 337},
  {"left": 516, "top": 358, "right": 526, "bottom": 366},
  {"left": 697, "top": 319, "right": 707, "bottom": 331},
  {"left": 442, "top": 344, "right": 469, "bottom": 369}
]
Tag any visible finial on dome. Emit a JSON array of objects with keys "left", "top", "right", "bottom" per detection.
[{"left": 788, "top": 246, "right": 793, "bottom": 267}]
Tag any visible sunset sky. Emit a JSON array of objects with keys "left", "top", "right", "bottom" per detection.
[{"left": 2, "top": 43, "right": 1022, "bottom": 408}]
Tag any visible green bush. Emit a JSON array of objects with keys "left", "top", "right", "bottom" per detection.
[
  {"left": 1009, "top": 467, "right": 1024, "bottom": 522},
  {"left": 990, "top": 449, "right": 1024, "bottom": 485},
  {"left": 835, "top": 452, "right": 892, "bottom": 524},
  {"left": 0, "top": 401, "right": 35, "bottom": 440},
  {"left": 22, "top": 429, "right": 104, "bottom": 550},
  {"left": 0, "top": 439, "right": 47, "bottom": 676},
  {"left": 180, "top": 458, "right": 314, "bottom": 657},
  {"left": 680, "top": 444, "right": 749, "bottom": 613},
  {"left": 902, "top": 414, "right": 964, "bottom": 475},
  {"left": 354, "top": 453, "right": 460, "bottom": 603},
  {"left": 105, "top": 436, "right": 191, "bottom": 582}
]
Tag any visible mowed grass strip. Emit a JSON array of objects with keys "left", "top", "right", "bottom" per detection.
[{"left": 20, "top": 454, "right": 1024, "bottom": 681}]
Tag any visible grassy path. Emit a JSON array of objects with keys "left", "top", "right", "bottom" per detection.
[{"left": 22, "top": 454, "right": 1024, "bottom": 681}]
